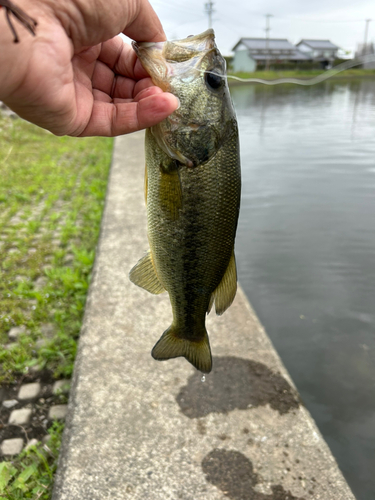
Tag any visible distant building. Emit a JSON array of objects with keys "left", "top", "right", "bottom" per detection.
[
  {"left": 296, "top": 40, "right": 340, "bottom": 67},
  {"left": 232, "top": 38, "right": 310, "bottom": 72}
]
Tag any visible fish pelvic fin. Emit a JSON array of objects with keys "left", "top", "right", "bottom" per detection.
[
  {"left": 151, "top": 325, "right": 212, "bottom": 373},
  {"left": 208, "top": 250, "right": 237, "bottom": 316},
  {"left": 129, "top": 251, "right": 165, "bottom": 294}
]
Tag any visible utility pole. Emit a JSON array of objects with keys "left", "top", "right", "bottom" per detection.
[
  {"left": 264, "top": 14, "right": 273, "bottom": 71},
  {"left": 363, "top": 19, "right": 372, "bottom": 55},
  {"left": 205, "top": 1, "right": 214, "bottom": 29}
]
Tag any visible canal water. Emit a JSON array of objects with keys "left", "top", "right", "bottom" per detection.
[{"left": 231, "top": 79, "right": 375, "bottom": 500}]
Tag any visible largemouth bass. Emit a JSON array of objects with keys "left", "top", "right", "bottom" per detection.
[{"left": 130, "top": 30, "right": 241, "bottom": 373}]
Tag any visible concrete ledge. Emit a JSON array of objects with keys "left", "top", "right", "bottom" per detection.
[{"left": 52, "top": 132, "right": 355, "bottom": 500}]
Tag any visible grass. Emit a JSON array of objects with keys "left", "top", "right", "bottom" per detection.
[
  {"left": 0, "top": 422, "right": 63, "bottom": 500},
  {"left": 0, "top": 110, "right": 113, "bottom": 498}
]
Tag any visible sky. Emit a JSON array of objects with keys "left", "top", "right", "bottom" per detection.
[{"left": 146, "top": 0, "right": 375, "bottom": 56}]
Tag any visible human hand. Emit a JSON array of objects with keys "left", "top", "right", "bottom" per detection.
[{"left": 0, "top": 0, "right": 179, "bottom": 136}]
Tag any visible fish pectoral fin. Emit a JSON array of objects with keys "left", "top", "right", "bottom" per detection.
[
  {"left": 129, "top": 251, "right": 165, "bottom": 294},
  {"left": 209, "top": 250, "right": 237, "bottom": 316},
  {"left": 159, "top": 166, "right": 182, "bottom": 220},
  {"left": 152, "top": 325, "right": 212, "bottom": 373}
]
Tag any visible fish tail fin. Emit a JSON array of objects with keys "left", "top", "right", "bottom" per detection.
[{"left": 151, "top": 325, "right": 212, "bottom": 373}]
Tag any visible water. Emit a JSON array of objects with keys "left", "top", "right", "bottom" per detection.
[{"left": 231, "top": 79, "right": 375, "bottom": 500}]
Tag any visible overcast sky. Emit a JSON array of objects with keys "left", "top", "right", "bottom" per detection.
[{"left": 146, "top": 0, "right": 375, "bottom": 56}]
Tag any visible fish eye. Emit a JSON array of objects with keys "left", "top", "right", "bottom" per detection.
[{"left": 205, "top": 70, "right": 224, "bottom": 90}]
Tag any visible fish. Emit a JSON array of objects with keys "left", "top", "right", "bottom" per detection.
[{"left": 130, "top": 29, "right": 241, "bottom": 373}]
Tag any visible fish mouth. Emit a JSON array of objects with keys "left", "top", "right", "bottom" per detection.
[
  {"left": 132, "top": 29, "right": 216, "bottom": 91},
  {"left": 132, "top": 40, "right": 170, "bottom": 91}
]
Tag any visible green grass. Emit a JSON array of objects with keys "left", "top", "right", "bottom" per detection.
[
  {"left": 0, "top": 111, "right": 113, "bottom": 498},
  {"left": 0, "top": 423, "right": 63, "bottom": 500}
]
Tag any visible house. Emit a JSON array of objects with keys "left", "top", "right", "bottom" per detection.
[
  {"left": 232, "top": 38, "right": 310, "bottom": 72},
  {"left": 296, "top": 40, "right": 340, "bottom": 66}
]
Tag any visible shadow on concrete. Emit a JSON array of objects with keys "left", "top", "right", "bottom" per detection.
[
  {"left": 202, "top": 449, "right": 305, "bottom": 500},
  {"left": 176, "top": 356, "right": 300, "bottom": 418}
]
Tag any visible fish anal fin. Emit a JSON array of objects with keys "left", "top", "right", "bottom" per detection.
[
  {"left": 209, "top": 250, "right": 237, "bottom": 316},
  {"left": 207, "top": 293, "right": 215, "bottom": 314},
  {"left": 152, "top": 325, "right": 212, "bottom": 373},
  {"left": 129, "top": 251, "right": 165, "bottom": 294}
]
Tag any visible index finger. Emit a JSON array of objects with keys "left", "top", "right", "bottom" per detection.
[{"left": 123, "top": 0, "right": 166, "bottom": 43}]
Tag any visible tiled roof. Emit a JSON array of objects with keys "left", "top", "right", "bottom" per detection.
[
  {"left": 297, "top": 39, "right": 339, "bottom": 49},
  {"left": 234, "top": 38, "right": 296, "bottom": 51},
  {"left": 232, "top": 38, "right": 310, "bottom": 60}
]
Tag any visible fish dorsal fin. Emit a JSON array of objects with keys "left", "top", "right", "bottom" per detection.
[
  {"left": 129, "top": 251, "right": 165, "bottom": 294},
  {"left": 159, "top": 161, "right": 182, "bottom": 220},
  {"left": 208, "top": 250, "right": 237, "bottom": 316}
]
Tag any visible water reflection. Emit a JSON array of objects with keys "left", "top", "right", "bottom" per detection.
[{"left": 231, "top": 78, "right": 375, "bottom": 500}]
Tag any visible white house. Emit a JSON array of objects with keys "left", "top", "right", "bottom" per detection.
[
  {"left": 232, "top": 38, "right": 310, "bottom": 72},
  {"left": 296, "top": 40, "right": 340, "bottom": 65}
]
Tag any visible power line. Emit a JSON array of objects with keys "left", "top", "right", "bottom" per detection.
[
  {"left": 277, "top": 17, "right": 366, "bottom": 23},
  {"left": 258, "top": 13, "right": 368, "bottom": 24}
]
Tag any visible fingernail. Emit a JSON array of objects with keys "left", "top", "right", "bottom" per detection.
[{"left": 175, "top": 97, "right": 181, "bottom": 109}]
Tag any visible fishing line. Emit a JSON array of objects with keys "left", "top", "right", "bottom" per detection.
[{"left": 203, "top": 54, "right": 375, "bottom": 86}]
